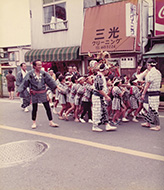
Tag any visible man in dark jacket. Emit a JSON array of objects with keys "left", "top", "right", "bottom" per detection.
[{"left": 16, "top": 63, "right": 31, "bottom": 112}]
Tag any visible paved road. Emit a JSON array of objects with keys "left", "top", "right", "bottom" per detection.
[{"left": 0, "top": 98, "right": 164, "bottom": 190}]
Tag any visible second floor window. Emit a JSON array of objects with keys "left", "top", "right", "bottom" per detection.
[
  {"left": 9, "top": 52, "right": 15, "bottom": 61},
  {"left": 43, "top": 0, "right": 67, "bottom": 33}
]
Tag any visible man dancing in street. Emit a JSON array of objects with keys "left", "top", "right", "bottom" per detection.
[{"left": 17, "top": 60, "right": 59, "bottom": 129}]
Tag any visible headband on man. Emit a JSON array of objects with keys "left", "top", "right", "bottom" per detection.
[
  {"left": 147, "top": 58, "right": 157, "bottom": 66},
  {"left": 99, "top": 63, "right": 109, "bottom": 72},
  {"left": 77, "top": 76, "right": 84, "bottom": 82}
]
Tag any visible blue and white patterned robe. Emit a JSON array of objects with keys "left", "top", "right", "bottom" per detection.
[
  {"left": 92, "top": 72, "right": 109, "bottom": 126},
  {"left": 18, "top": 69, "right": 57, "bottom": 104}
]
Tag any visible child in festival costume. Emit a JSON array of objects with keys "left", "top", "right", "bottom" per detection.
[
  {"left": 65, "top": 75, "right": 72, "bottom": 112},
  {"left": 53, "top": 72, "right": 62, "bottom": 114},
  {"left": 120, "top": 75, "right": 131, "bottom": 112},
  {"left": 79, "top": 75, "right": 94, "bottom": 123},
  {"left": 106, "top": 76, "right": 114, "bottom": 120},
  {"left": 111, "top": 78, "right": 128, "bottom": 125},
  {"left": 64, "top": 75, "right": 79, "bottom": 121},
  {"left": 58, "top": 75, "right": 70, "bottom": 120},
  {"left": 74, "top": 76, "right": 85, "bottom": 122},
  {"left": 46, "top": 69, "right": 56, "bottom": 108},
  {"left": 127, "top": 78, "right": 140, "bottom": 122}
]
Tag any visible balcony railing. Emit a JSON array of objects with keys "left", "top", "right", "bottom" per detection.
[
  {"left": 43, "top": 20, "right": 68, "bottom": 33},
  {"left": 0, "top": 58, "right": 9, "bottom": 64},
  {"left": 0, "top": 52, "right": 9, "bottom": 64}
]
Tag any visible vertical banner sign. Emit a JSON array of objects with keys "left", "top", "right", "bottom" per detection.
[
  {"left": 126, "top": 3, "right": 137, "bottom": 37},
  {"left": 154, "top": 0, "right": 164, "bottom": 36}
]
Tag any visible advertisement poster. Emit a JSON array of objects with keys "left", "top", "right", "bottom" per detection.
[{"left": 154, "top": 0, "right": 164, "bottom": 36}]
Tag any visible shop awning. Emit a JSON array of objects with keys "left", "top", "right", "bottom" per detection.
[
  {"left": 143, "top": 44, "right": 164, "bottom": 58},
  {"left": 25, "top": 46, "right": 80, "bottom": 62}
]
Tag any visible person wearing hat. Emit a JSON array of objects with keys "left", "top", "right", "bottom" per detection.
[
  {"left": 92, "top": 63, "right": 117, "bottom": 132},
  {"left": 141, "top": 58, "right": 162, "bottom": 131}
]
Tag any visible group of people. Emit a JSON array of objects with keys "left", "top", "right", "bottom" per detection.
[
  {"left": 51, "top": 59, "right": 161, "bottom": 132},
  {"left": 7, "top": 58, "right": 162, "bottom": 132}
]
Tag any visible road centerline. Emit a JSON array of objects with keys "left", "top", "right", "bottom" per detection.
[{"left": 0, "top": 124, "right": 164, "bottom": 162}]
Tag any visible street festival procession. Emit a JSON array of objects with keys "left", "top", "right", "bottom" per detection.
[
  {"left": 16, "top": 54, "right": 162, "bottom": 132},
  {"left": 1, "top": 0, "right": 164, "bottom": 189},
  {"left": 1, "top": 0, "right": 164, "bottom": 133}
]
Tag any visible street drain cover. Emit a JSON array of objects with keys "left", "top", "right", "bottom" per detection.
[{"left": 0, "top": 140, "right": 48, "bottom": 168}]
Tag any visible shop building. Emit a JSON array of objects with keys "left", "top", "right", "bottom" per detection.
[
  {"left": 25, "top": 0, "right": 85, "bottom": 74},
  {"left": 80, "top": 0, "right": 149, "bottom": 78},
  {"left": 143, "top": 0, "right": 164, "bottom": 100},
  {"left": 0, "top": 46, "right": 31, "bottom": 97},
  {"left": 26, "top": 0, "right": 150, "bottom": 77}
]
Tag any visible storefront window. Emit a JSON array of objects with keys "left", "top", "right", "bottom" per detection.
[{"left": 43, "top": 0, "right": 67, "bottom": 33}]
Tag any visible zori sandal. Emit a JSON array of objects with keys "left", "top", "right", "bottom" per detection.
[
  {"left": 141, "top": 123, "right": 150, "bottom": 128},
  {"left": 150, "top": 126, "right": 160, "bottom": 131}
]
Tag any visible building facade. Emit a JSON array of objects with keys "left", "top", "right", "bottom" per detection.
[
  {"left": 143, "top": 0, "right": 164, "bottom": 100},
  {"left": 26, "top": 0, "right": 149, "bottom": 78},
  {"left": 0, "top": 46, "right": 31, "bottom": 97},
  {"left": 81, "top": 0, "right": 149, "bottom": 78},
  {"left": 25, "top": 0, "right": 85, "bottom": 74}
]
